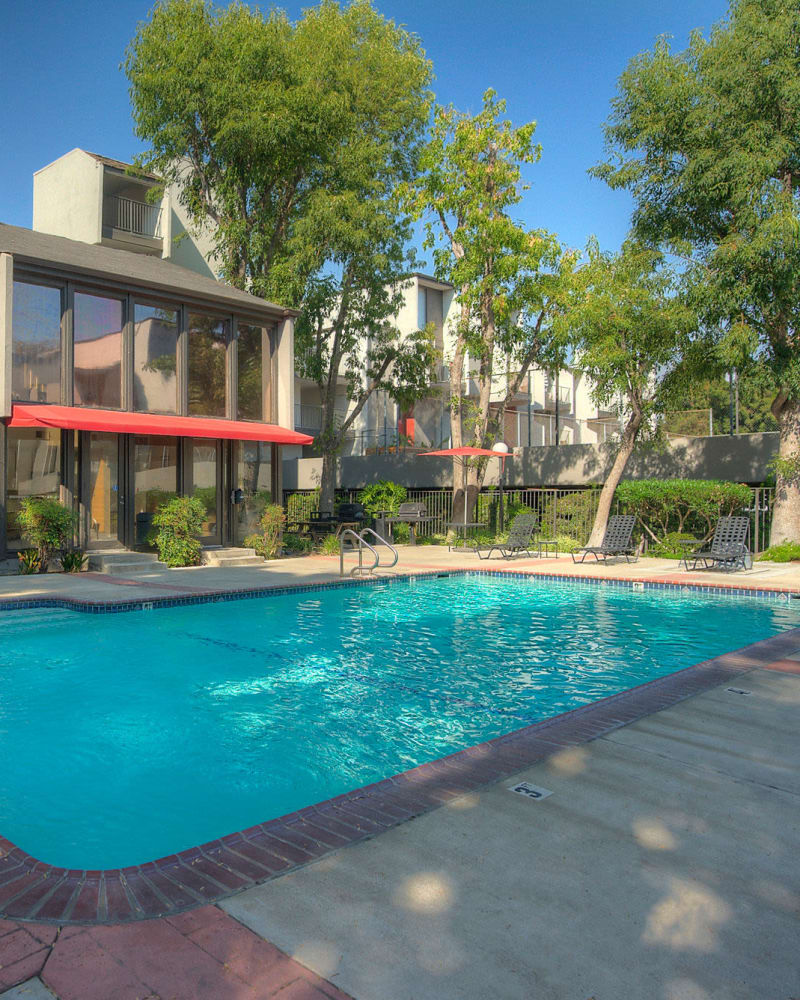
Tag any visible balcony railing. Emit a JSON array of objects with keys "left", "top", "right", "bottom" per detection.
[
  {"left": 105, "top": 196, "right": 163, "bottom": 239},
  {"left": 294, "top": 402, "right": 348, "bottom": 431}
]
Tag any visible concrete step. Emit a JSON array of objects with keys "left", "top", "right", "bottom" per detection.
[
  {"left": 201, "top": 547, "right": 265, "bottom": 569},
  {"left": 87, "top": 551, "right": 168, "bottom": 575}
]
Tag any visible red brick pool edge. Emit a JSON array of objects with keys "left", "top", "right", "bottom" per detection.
[{"left": 3, "top": 604, "right": 798, "bottom": 927}]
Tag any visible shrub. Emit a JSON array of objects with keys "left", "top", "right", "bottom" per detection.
[
  {"left": 615, "top": 480, "right": 753, "bottom": 547},
  {"left": 319, "top": 534, "right": 340, "bottom": 555},
  {"left": 244, "top": 504, "right": 286, "bottom": 560},
  {"left": 646, "top": 531, "right": 699, "bottom": 559},
  {"left": 16, "top": 497, "right": 77, "bottom": 570},
  {"left": 539, "top": 490, "right": 598, "bottom": 542},
  {"left": 392, "top": 522, "right": 411, "bottom": 543},
  {"left": 283, "top": 532, "right": 313, "bottom": 555},
  {"left": 151, "top": 496, "right": 206, "bottom": 567},
  {"left": 758, "top": 542, "right": 800, "bottom": 563},
  {"left": 17, "top": 550, "right": 43, "bottom": 574},
  {"left": 357, "top": 480, "right": 407, "bottom": 518},
  {"left": 60, "top": 550, "right": 88, "bottom": 573}
]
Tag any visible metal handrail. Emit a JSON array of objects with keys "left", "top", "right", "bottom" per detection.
[{"left": 339, "top": 528, "right": 398, "bottom": 577}]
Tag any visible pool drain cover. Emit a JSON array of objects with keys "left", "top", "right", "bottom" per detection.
[
  {"left": 726, "top": 687, "right": 752, "bottom": 696},
  {"left": 509, "top": 781, "right": 553, "bottom": 801}
]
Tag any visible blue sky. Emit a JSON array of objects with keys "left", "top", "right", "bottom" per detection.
[{"left": 0, "top": 0, "right": 728, "bottom": 264}]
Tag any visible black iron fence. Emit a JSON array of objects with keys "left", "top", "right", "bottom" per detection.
[{"left": 285, "top": 485, "right": 775, "bottom": 552}]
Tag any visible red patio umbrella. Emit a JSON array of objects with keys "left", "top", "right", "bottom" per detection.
[{"left": 423, "top": 445, "right": 510, "bottom": 528}]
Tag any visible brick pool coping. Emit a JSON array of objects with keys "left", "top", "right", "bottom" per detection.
[{"left": 2, "top": 568, "right": 800, "bottom": 925}]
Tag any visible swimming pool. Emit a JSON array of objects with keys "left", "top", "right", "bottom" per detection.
[{"left": 2, "top": 573, "right": 798, "bottom": 869}]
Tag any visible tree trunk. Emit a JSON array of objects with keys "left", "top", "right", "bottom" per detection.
[
  {"left": 586, "top": 408, "right": 643, "bottom": 547},
  {"left": 769, "top": 394, "right": 800, "bottom": 546},
  {"left": 319, "top": 451, "right": 337, "bottom": 516}
]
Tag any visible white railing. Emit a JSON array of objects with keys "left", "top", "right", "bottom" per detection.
[
  {"left": 106, "top": 196, "right": 162, "bottom": 238},
  {"left": 294, "top": 402, "right": 348, "bottom": 432}
]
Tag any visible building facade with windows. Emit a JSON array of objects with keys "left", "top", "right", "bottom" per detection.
[{"left": 0, "top": 223, "right": 309, "bottom": 557}]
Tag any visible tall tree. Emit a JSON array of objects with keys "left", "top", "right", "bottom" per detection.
[
  {"left": 591, "top": 0, "right": 800, "bottom": 544},
  {"left": 405, "top": 90, "right": 576, "bottom": 518},
  {"left": 126, "top": 0, "right": 434, "bottom": 511},
  {"left": 570, "top": 242, "right": 697, "bottom": 546}
]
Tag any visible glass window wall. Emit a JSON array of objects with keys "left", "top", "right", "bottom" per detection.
[
  {"left": 133, "top": 304, "right": 178, "bottom": 413},
  {"left": 188, "top": 313, "right": 227, "bottom": 417},
  {"left": 237, "top": 324, "right": 265, "bottom": 421},
  {"left": 233, "top": 441, "right": 272, "bottom": 544},
  {"left": 6, "top": 428, "right": 62, "bottom": 546},
  {"left": 11, "top": 281, "right": 62, "bottom": 403},
  {"left": 74, "top": 292, "right": 124, "bottom": 409},
  {"left": 133, "top": 436, "right": 177, "bottom": 547}
]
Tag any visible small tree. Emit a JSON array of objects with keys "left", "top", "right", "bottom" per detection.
[
  {"left": 151, "top": 496, "right": 206, "bottom": 568},
  {"left": 591, "top": 0, "right": 800, "bottom": 544},
  {"left": 570, "top": 242, "right": 697, "bottom": 546},
  {"left": 405, "top": 90, "right": 578, "bottom": 519},
  {"left": 16, "top": 497, "right": 77, "bottom": 571}
]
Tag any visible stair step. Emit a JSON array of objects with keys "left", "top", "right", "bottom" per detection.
[
  {"left": 88, "top": 552, "right": 167, "bottom": 574},
  {"left": 201, "top": 547, "right": 263, "bottom": 568}
]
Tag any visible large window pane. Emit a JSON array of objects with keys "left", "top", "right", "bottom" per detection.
[
  {"left": 237, "top": 324, "right": 264, "bottom": 421},
  {"left": 133, "top": 436, "right": 177, "bottom": 546},
  {"left": 134, "top": 304, "right": 178, "bottom": 413},
  {"left": 233, "top": 441, "right": 272, "bottom": 545},
  {"left": 74, "top": 292, "right": 123, "bottom": 409},
  {"left": 12, "top": 281, "right": 62, "bottom": 403},
  {"left": 188, "top": 313, "right": 227, "bottom": 417},
  {"left": 191, "top": 439, "right": 218, "bottom": 538},
  {"left": 6, "top": 428, "right": 61, "bottom": 546},
  {"left": 87, "top": 433, "right": 118, "bottom": 544}
]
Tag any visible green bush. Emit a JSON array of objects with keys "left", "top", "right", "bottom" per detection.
[
  {"left": 646, "top": 531, "right": 699, "bottom": 559},
  {"left": 151, "top": 496, "right": 206, "bottom": 568},
  {"left": 60, "top": 550, "right": 88, "bottom": 573},
  {"left": 244, "top": 504, "right": 286, "bottom": 559},
  {"left": 319, "top": 534, "right": 340, "bottom": 555},
  {"left": 357, "top": 480, "right": 407, "bottom": 518},
  {"left": 283, "top": 532, "right": 313, "bottom": 554},
  {"left": 615, "top": 480, "right": 753, "bottom": 547},
  {"left": 758, "top": 542, "right": 800, "bottom": 563},
  {"left": 16, "top": 497, "right": 77, "bottom": 570}
]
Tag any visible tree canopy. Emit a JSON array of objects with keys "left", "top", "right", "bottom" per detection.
[{"left": 591, "top": 0, "right": 800, "bottom": 541}]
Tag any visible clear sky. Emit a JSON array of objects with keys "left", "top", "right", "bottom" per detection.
[{"left": 0, "top": 0, "right": 728, "bottom": 264}]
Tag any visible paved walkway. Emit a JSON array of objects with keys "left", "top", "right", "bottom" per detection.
[
  {"left": 1, "top": 551, "right": 799, "bottom": 998},
  {"left": 0, "top": 547, "right": 798, "bottom": 605}
]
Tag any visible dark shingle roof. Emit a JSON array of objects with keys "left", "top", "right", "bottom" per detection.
[
  {"left": 83, "top": 151, "right": 161, "bottom": 182},
  {"left": 0, "top": 222, "right": 295, "bottom": 319}
]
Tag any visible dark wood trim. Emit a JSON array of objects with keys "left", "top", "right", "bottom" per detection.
[
  {"left": 62, "top": 283, "right": 74, "bottom": 406},
  {"left": 177, "top": 305, "right": 188, "bottom": 417},
  {"left": 122, "top": 294, "right": 134, "bottom": 412},
  {"left": 227, "top": 315, "right": 237, "bottom": 421},
  {"left": 0, "top": 422, "right": 6, "bottom": 559}
]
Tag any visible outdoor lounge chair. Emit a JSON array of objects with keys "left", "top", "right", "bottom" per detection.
[
  {"left": 681, "top": 515, "right": 751, "bottom": 572},
  {"left": 478, "top": 514, "right": 537, "bottom": 560},
  {"left": 571, "top": 514, "right": 637, "bottom": 564}
]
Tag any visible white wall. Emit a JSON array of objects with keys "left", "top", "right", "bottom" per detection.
[{"left": 32, "top": 149, "right": 102, "bottom": 246}]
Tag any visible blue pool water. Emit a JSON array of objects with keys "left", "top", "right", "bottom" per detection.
[{"left": 1, "top": 575, "right": 799, "bottom": 869}]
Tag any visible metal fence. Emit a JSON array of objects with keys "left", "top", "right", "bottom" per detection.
[{"left": 284, "top": 484, "right": 775, "bottom": 552}]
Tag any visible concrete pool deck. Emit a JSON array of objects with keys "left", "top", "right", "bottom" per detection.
[{"left": 1, "top": 551, "right": 799, "bottom": 998}]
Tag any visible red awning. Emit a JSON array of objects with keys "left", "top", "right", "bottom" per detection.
[{"left": 8, "top": 404, "right": 314, "bottom": 446}]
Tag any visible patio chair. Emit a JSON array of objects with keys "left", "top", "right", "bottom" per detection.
[
  {"left": 571, "top": 515, "right": 637, "bottom": 564},
  {"left": 477, "top": 514, "right": 537, "bottom": 560},
  {"left": 681, "top": 516, "right": 751, "bottom": 572}
]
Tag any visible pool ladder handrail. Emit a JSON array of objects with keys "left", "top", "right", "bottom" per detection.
[{"left": 339, "top": 528, "right": 398, "bottom": 577}]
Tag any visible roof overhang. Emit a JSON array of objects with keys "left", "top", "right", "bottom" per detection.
[{"left": 8, "top": 404, "right": 313, "bottom": 446}]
